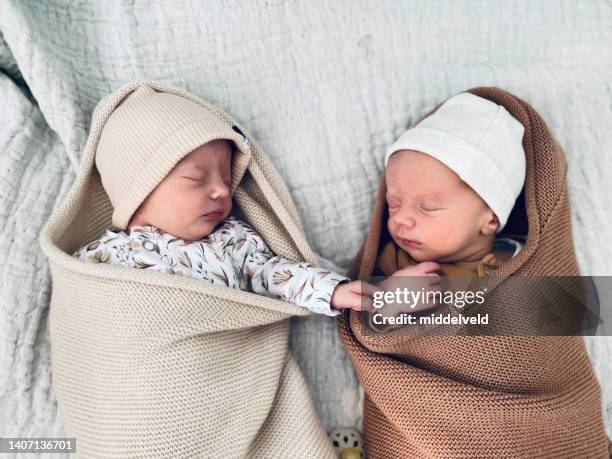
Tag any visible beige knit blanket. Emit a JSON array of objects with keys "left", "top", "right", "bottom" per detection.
[{"left": 39, "top": 80, "right": 336, "bottom": 458}]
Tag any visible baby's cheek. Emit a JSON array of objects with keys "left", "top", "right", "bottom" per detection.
[
  {"left": 431, "top": 218, "right": 462, "bottom": 245},
  {"left": 387, "top": 217, "right": 403, "bottom": 239}
]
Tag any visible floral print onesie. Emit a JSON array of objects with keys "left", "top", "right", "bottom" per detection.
[{"left": 73, "top": 216, "right": 349, "bottom": 316}]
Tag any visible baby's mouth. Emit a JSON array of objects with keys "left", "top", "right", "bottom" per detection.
[
  {"left": 202, "top": 209, "right": 223, "bottom": 219},
  {"left": 399, "top": 237, "right": 422, "bottom": 248}
]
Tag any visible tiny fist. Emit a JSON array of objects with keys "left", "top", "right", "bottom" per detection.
[
  {"left": 417, "top": 261, "right": 440, "bottom": 273},
  {"left": 330, "top": 281, "right": 373, "bottom": 311}
]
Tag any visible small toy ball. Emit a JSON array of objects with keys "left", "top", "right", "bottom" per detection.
[
  {"left": 341, "top": 447, "right": 362, "bottom": 459},
  {"left": 328, "top": 427, "right": 364, "bottom": 458}
]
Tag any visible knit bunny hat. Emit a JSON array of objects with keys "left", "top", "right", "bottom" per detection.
[{"left": 95, "top": 84, "right": 250, "bottom": 230}]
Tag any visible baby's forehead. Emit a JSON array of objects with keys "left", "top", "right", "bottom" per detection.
[
  {"left": 385, "top": 162, "right": 466, "bottom": 195},
  {"left": 177, "top": 139, "right": 233, "bottom": 166},
  {"left": 386, "top": 149, "right": 452, "bottom": 172},
  {"left": 385, "top": 186, "right": 451, "bottom": 201}
]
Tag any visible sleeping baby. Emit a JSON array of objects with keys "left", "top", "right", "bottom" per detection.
[
  {"left": 73, "top": 85, "right": 374, "bottom": 316},
  {"left": 372, "top": 92, "right": 526, "bottom": 319}
]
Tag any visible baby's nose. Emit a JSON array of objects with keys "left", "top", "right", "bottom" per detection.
[
  {"left": 393, "top": 213, "right": 416, "bottom": 231},
  {"left": 209, "top": 183, "right": 230, "bottom": 200}
]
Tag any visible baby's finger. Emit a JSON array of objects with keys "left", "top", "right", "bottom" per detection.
[
  {"left": 343, "top": 295, "right": 372, "bottom": 312},
  {"left": 356, "top": 296, "right": 374, "bottom": 312},
  {"left": 417, "top": 261, "right": 440, "bottom": 274},
  {"left": 358, "top": 281, "right": 384, "bottom": 298},
  {"left": 341, "top": 292, "right": 370, "bottom": 311}
]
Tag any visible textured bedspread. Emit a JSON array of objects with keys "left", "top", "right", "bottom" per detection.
[{"left": 1, "top": 0, "right": 611, "bottom": 443}]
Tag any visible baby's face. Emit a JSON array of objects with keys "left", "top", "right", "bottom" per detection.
[
  {"left": 385, "top": 150, "right": 498, "bottom": 262},
  {"left": 128, "top": 139, "right": 233, "bottom": 241}
]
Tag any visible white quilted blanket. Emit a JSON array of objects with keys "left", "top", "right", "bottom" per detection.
[{"left": 1, "top": 0, "right": 611, "bottom": 443}]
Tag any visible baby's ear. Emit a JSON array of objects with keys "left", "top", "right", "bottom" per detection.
[{"left": 480, "top": 209, "right": 499, "bottom": 236}]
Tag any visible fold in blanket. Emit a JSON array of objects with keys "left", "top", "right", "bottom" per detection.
[
  {"left": 39, "top": 80, "right": 336, "bottom": 458},
  {"left": 338, "top": 87, "right": 611, "bottom": 458}
]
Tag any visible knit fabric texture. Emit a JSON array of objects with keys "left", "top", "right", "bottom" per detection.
[
  {"left": 38, "top": 80, "right": 336, "bottom": 458},
  {"left": 95, "top": 84, "right": 250, "bottom": 230},
  {"left": 337, "top": 87, "right": 612, "bottom": 458}
]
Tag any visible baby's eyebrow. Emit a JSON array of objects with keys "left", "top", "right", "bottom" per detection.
[
  {"left": 386, "top": 189, "right": 449, "bottom": 203},
  {"left": 385, "top": 192, "right": 400, "bottom": 200},
  {"left": 179, "top": 162, "right": 206, "bottom": 172},
  {"left": 421, "top": 193, "right": 446, "bottom": 202}
]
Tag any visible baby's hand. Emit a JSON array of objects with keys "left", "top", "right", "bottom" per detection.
[
  {"left": 377, "top": 262, "right": 442, "bottom": 314},
  {"left": 392, "top": 261, "right": 440, "bottom": 278},
  {"left": 330, "top": 280, "right": 381, "bottom": 312}
]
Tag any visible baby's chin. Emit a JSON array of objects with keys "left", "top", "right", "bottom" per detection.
[
  {"left": 189, "top": 220, "right": 223, "bottom": 240},
  {"left": 394, "top": 240, "right": 431, "bottom": 261},
  {"left": 165, "top": 220, "right": 218, "bottom": 241},
  {"left": 402, "top": 247, "right": 433, "bottom": 262},
  {"left": 394, "top": 239, "right": 448, "bottom": 262}
]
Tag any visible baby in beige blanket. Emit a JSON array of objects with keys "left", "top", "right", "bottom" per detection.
[{"left": 73, "top": 84, "right": 378, "bottom": 316}]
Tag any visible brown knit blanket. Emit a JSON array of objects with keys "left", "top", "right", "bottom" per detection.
[{"left": 338, "top": 87, "right": 611, "bottom": 458}]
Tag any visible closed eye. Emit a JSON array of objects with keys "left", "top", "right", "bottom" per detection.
[
  {"left": 386, "top": 195, "right": 399, "bottom": 208},
  {"left": 421, "top": 205, "right": 443, "bottom": 212}
]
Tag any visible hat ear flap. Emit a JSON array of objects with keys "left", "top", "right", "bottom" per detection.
[{"left": 228, "top": 126, "right": 253, "bottom": 196}]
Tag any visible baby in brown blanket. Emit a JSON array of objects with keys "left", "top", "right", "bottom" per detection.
[
  {"left": 339, "top": 88, "right": 611, "bottom": 459},
  {"left": 376, "top": 92, "right": 525, "bottom": 286}
]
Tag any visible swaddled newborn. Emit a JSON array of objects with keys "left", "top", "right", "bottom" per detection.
[
  {"left": 73, "top": 85, "right": 373, "bottom": 316},
  {"left": 375, "top": 92, "right": 526, "bottom": 318},
  {"left": 338, "top": 89, "right": 612, "bottom": 459}
]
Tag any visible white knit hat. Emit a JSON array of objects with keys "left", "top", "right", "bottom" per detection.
[
  {"left": 384, "top": 92, "right": 525, "bottom": 232},
  {"left": 95, "top": 84, "right": 250, "bottom": 230}
]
